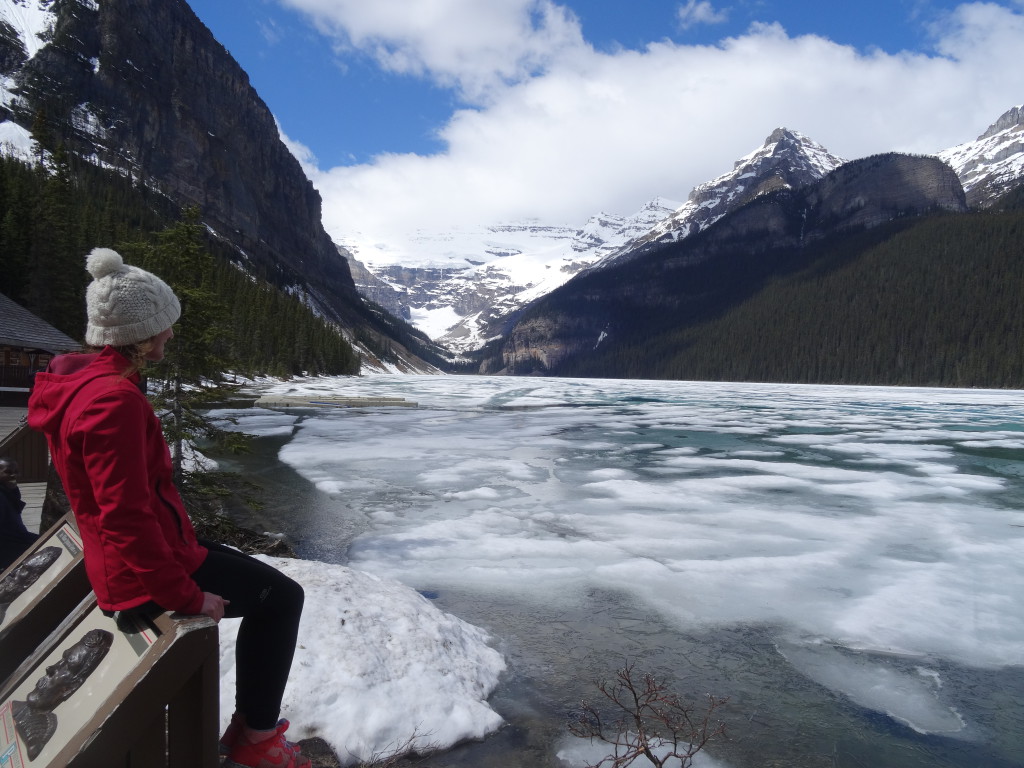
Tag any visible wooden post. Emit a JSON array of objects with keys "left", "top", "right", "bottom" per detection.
[{"left": 167, "top": 630, "right": 220, "bottom": 767}]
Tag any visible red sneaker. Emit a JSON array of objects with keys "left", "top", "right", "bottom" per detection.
[
  {"left": 224, "top": 720, "right": 310, "bottom": 768},
  {"left": 221, "top": 716, "right": 300, "bottom": 756},
  {"left": 220, "top": 712, "right": 244, "bottom": 755}
]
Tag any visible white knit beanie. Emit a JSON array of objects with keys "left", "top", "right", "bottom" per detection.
[{"left": 84, "top": 248, "right": 181, "bottom": 347}]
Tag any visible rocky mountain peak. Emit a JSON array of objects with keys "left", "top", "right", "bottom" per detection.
[
  {"left": 938, "top": 103, "right": 1024, "bottom": 207},
  {"left": 589, "top": 127, "right": 845, "bottom": 271},
  {"left": 744, "top": 127, "right": 842, "bottom": 179},
  {"left": 980, "top": 104, "right": 1023, "bottom": 139}
]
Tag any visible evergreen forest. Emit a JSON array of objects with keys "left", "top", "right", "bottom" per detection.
[
  {"left": 1, "top": 151, "right": 359, "bottom": 378},
  {"left": 553, "top": 188, "right": 1024, "bottom": 388}
]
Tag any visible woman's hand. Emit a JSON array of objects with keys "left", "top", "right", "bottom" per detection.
[{"left": 200, "top": 591, "right": 230, "bottom": 622}]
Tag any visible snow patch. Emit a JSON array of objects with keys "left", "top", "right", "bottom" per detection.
[
  {"left": 0, "top": 0, "right": 57, "bottom": 59},
  {"left": 0, "top": 120, "right": 35, "bottom": 163}
]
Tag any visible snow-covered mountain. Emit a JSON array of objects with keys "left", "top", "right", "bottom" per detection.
[
  {"left": 347, "top": 108, "right": 1024, "bottom": 354},
  {"left": 938, "top": 104, "right": 1024, "bottom": 207},
  {"left": 589, "top": 128, "right": 845, "bottom": 271},
  {"left": 345, "top": 128, "right": 845, "bottom": 354},
  {"left": 0, "top": 0, "right": 55, "bottom": 164},
  {"left": 339, "top": 198, "right": 680, "bottom": 353},
  {"left": 0, "top": 0, "right": 53, "bottom": 60}
]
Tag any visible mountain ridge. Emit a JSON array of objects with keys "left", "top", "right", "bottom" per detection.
[
  {"left": 343, "top": 127, "right": 850, "bottom": 354},
  {"left": 587, "top": 127, "right": 846, "bottom": 272},
  {"left": 341, "top": 196, "right": 682, "bottom": 353},
  {"left": 485, "top": 151, "right": 976, "bottom": 379},
  {"left": 345, "top": 108, "right": 1024, "bottom": 355},
  {"left": 4, "top": 0, "right": 1022, "bottom": 380},
  {"left": 938, "top": 103, "right": 1024, "bottom": 207}
]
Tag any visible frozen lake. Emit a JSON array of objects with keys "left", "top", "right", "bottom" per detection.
[{"left": 211, "top": 376, "right": 1024, "bottom": 767}]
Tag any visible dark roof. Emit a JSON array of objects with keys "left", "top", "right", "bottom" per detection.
[{"left": 0, "top": 293, "right": 80, "bottom": 353}]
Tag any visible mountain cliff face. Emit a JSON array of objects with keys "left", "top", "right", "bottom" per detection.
[
  {"left": 0, "top": 0, "right": 411, "bottom": 347},
  {"left": 490, "top": 153, "right": 967, "bottom": 375}
]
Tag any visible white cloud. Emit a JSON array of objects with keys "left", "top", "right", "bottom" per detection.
[
  {"left": 677, "top": 0, "right": 729, "bottom": 30},
  {"left": 276, "top": 120, "right": 320, "bottom": 175},
  {"left": 279, "top": 0, "right": 585, "bottom": 101},
  {"left": 281, "top": 1, "right": 1024, "bottom": 252},
  {"left": 930, "top": 0, "right": 1024, "bottom": 61},
  {"left": 257, "top": 17, "right": 283, "bottom": 45}
]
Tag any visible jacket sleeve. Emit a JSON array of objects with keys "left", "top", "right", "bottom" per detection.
[{"left": 77, "top": 387, "right": 205, "bottom": 614}]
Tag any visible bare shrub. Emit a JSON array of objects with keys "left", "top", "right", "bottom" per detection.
[
  {"left": 568, "top": 661, "right": 728, "bottom": 768},
  {"left": 354, "top": 728, "right": 439, "bottom": 768}
]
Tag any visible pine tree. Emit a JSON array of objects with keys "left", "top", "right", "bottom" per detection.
[
  {"left": 26, "top": 146, "right": 82, "bottom": 338},
  {"left": 133, "top": 208, "right": 237, "bottom": 483}
]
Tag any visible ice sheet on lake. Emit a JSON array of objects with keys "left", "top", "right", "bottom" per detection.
[
  {"left": 219, "top": 376, "right": 1024, "bottom": 739},
  {"left": 776, "top": 640, "right": 966, "bottom": 735}
]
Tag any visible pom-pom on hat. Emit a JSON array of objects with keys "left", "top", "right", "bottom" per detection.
[{"left": 84, "top": 248, "right": 181, "bottom": 347}]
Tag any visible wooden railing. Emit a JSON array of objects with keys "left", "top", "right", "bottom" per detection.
[{"left": 0, "top": 366, "right": 34, "bottom": 391}]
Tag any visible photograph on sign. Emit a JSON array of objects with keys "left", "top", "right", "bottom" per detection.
[
  {"left": 0, "top": 604, "right": 162, "bottom": 766},
  {"left": 0, "top": 524, "right": 83, "bottom": 631}
]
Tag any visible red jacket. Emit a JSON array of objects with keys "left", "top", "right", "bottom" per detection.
[{"left": 28, "top": 347, "right": 207, "bottom": 614}]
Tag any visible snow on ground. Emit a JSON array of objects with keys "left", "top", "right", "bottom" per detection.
[
  {"left": 408, "top": 305, "right": 463, "bottom": 342},
  {"left": 217, "top": 556, "right": 506, "bottom": 765}
]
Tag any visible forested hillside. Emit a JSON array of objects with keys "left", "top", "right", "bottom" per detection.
[
  {"left": 554, "top": 188, "right": 1024, "bottom": 387},
  {"left": 0, "top": 152, "right": 361, "bottom": 377}
]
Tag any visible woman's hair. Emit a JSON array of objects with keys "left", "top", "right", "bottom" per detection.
[{"left": 86, "top": 338, "right": 158, "bottom": 377}]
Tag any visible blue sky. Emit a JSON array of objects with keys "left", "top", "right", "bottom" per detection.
[
  {"left": 184, "top": 0, "right": 1024, "bottom": 253},
  {"left": 189, "top": 0, "right": 990, "bottom": 166}
]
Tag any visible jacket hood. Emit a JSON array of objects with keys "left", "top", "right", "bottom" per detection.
[{"left": 28, "top": 348, "right": 139, "bottom": 437}]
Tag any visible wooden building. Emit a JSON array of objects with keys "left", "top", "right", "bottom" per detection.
[
  {"left": 1, "top": 293, "right": 79, "bottom": 481},
  {"left": 1, "top": 293, "right": 80, "bottom": 402}
]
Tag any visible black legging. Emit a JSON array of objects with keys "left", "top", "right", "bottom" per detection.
[{"left": 191, "top": 540, "right": 305, "bottom": 730}]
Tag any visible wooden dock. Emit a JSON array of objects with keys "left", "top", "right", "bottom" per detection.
[{"left": 254, "top": 395, "right": 417, "bottom": 409}]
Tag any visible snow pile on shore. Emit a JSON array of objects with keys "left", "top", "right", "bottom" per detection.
[{"left": 217, "top": 555, "right": 506, "bottom": 765}]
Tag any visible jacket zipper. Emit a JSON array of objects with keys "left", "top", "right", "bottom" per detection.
[{"left": 155, "top": 477, "right": 187, "bottom": 542}]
